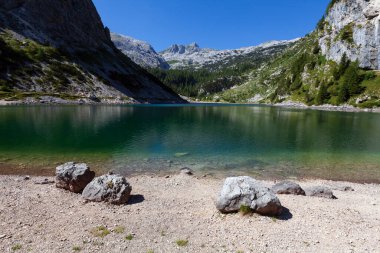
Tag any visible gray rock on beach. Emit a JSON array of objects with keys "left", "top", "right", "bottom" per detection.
[
  {"left": 272, "top": 181, "right": 306, "bottom": 195},
  {"left": 216, "top": 176, "right": 283, "bottom": 216},
  {"left": 56, "top": 162, "right": 95, "bottom": 193},
  {"left": 82, "top": 174, "right": 132, "bottom": 205},
  {"left": 305, "top": 186, "right": 337, "bottom": 199}
]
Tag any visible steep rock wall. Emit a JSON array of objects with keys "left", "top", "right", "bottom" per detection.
[{"left": 319, "top": 0, "right": 380, "bottom": 69}]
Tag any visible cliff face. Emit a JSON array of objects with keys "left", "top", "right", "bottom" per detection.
[
  {"left": 319, "top": 0, "right": 380, "bottom": 70},
  {"left": 0, "top": 0, "right": 185, "bottom": 103},
  {"left": 216, "top": 0, "right": 380, "bottom": 108},
  {"left": 0, "top": 0, "right": 110, "bottom": 49}
]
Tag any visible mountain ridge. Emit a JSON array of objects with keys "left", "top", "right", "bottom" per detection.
[
  {"left": 159, "top": 39, "right": 300, "bottom": 69},
  {"left": 0, "top": 0, "right": 185, "bottom": 104},
  {"left": 111, "top": 33, "right": 169, "bottom": 70}
]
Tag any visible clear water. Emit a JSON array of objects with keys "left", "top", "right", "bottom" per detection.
[{"left": 0, "top": 104, "right": 379, "bottom": 182}]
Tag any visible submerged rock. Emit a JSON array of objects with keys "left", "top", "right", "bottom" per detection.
[
  {"left": 56, "top": 162, "right": 95, "bottom": 193},
  {"left": 180, "top": 167, "right": 194, "bottom": 176},
  {"left": 82, "top": 174, "right": 132, "bottom": 205},
  {"left": 216, "top": 176, "right": 282, "bottom": 216},
  {"left": 174, "top": 152, "right": 189, "bottom": 158},
  {"left": 272, "top": 181, "right": 306, "bottom": 195},
  {"left": 305, "top": 186, "right": 337, "bottom": 199}
]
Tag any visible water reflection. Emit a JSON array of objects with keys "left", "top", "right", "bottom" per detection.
[{"left": 0, "top": 105, "right": 379, "bottom": 181}]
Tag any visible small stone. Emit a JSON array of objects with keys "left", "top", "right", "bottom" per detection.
[
  {"left": 272, "top": 181, "right": 305, "bottom": 195},
  {"left": 180, "top": 167, "right": 193, "bottom": 176},
  {"left": 175, "top": 152, "right": 189, "bottom": 158},
  {"left": 24, "top": 176, "right": 30, "bottom": 180},
  {"left": 34, "top": 179, "right": 55, "bottom": 185},
  {"left": 339, "top": 186, "right": 354, "bottom": 192},
  {"left": 305, "top": 186, "right": 337, "bottom": 199},
  {"left": 0, "top": 234, "right": 6, "bottom": 239}
]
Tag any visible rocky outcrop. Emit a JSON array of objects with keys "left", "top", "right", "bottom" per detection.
[
  {"left": 272, "top": 181, "right": 306, "bottom": 196},
  {"left": 319, "top": 0, "right": 380, "bottom": 70},
  {"left": 111, "top": 33, "right": 169, "bottom": 70},
  {"left": 216, "top": 176, "right": 283, "bottom": 216},
  {"left": 82, "top": 174, "right": 132, "bottom": 205},
  {"left": 0, "top": 0, "right": 185, "bottom": 104},
  {"left": 305, "top": 186, "right": 337, "bottom": 199},
  {"left": 56, "top": 162, "right": 95, "bottom": 193}
]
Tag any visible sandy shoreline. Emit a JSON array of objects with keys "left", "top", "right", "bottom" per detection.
[{"left": 1, "top": 174, "right": 379, "bottom": 253}]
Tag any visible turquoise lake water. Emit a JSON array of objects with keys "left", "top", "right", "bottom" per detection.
[{"left": 0, "top": 104, "right": 379, "bottom": 182}]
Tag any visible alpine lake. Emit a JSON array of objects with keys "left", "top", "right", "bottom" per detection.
[{"left": 0, "top": 104, "right": 379, "bottom": 183}]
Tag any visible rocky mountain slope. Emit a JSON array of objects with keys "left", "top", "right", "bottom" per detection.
[
  {"left": 111, "top": 33, "right": 169, "bottom": 70},
  {"left": 213, "top": 0, "right": 380, "bottom": 108},
  {"left": 319, "top": 0, "right": 380, "bottom": 70},
  {"left": 0, "top": 0, "right": 184, "bottom": 104},
  {"left": 148, "top": 39, "right": 297, "bottom": 98},
  {"left": 160, "top": 40, "right": 299, "bottom": 70}
]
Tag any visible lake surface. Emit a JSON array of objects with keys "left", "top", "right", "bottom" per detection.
[{"left": 0, "top": 104, "right": 379, "bottom": 182}]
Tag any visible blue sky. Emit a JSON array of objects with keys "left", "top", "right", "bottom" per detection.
[{"left": 93, "top": 0, "right": 331, "bottom": 51}]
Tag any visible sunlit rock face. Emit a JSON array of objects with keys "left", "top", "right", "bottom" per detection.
[
  {"left": 111, "top": 33, "right": 170, "bottom": 70},
  {"left": 319, "top": 0, "right": 380, "bottom": 70}
]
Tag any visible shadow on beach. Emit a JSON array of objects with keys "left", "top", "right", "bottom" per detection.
[
  {"left": 277, "top": 207, "right": 293, "bottom": 221},
  {"left": 127, "top": 194, "right": 145, "bottom": 205}
]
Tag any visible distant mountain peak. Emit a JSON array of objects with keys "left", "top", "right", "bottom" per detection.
[
  {"left": 111, "top": 33, "right": 169, "bottom": 70},
  {"left": 160, "top": 39, "right": 298, "bottom": 69},
  {"left": 189, "top": 42, "right": 199, "bottom": 48},
  {"left": 161, "top": 42, "right": 203, "bottom": 55}
]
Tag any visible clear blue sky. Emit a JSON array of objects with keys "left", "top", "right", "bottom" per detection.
[{"left": 93, "top": 0, "right": 331, "bottom": 51}]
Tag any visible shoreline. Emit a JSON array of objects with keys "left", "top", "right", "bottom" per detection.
[
  {"left": 1, "top": 164, "right": 380, "bottom": 185},
  {"left": 1, "top": 98, "right": 380, "bottom": 113},
  {"left": 1, "top": 174, "right": 379, "bottom": 253}
]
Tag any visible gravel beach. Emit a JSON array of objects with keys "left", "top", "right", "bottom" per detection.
[{"left": 0, "top": 174, "right": 379, "bottom": 253}]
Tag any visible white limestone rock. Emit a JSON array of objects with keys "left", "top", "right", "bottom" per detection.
[{"left": 319, "top": 0, "right": 380, "bottom": 70}]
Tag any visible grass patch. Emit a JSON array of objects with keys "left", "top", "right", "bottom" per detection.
[
  {"left": 106, "top": 181, "right": 114, "bottom": 189},
  {"left": 90, "top": 226, "right": 110, "bottom": 238},
  {"left": 357, "top": 99, "right": 380, "bottom": 108},
  {"left": 175, "top": 239, "right": 188, "bottom": 247},
  {"left": 336, "top": 23, "right": 354, "bottom": 44},
  {"left": 125, "top": 234, "right": 134, "bottom": 241},
  {"left": 72, "top": 246, "right": 82, "bottom": 252},
  {"left": 0, "top": 91, "right": 84, "bottom": 101},
  {"left": 362, "top": 75, "right": 380, "bottom": 97},
  {"left": 271, "top": 216, "right": 278, "bottom": 222},
  {"left": 113, "top": 226, "right": 125, "bottom": 234},
  {"left": 239, "top": 205, "right": 252, "bottom": 216},
  {"left": 11, "top": 244, "right": 22, "bottom": 251}
]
